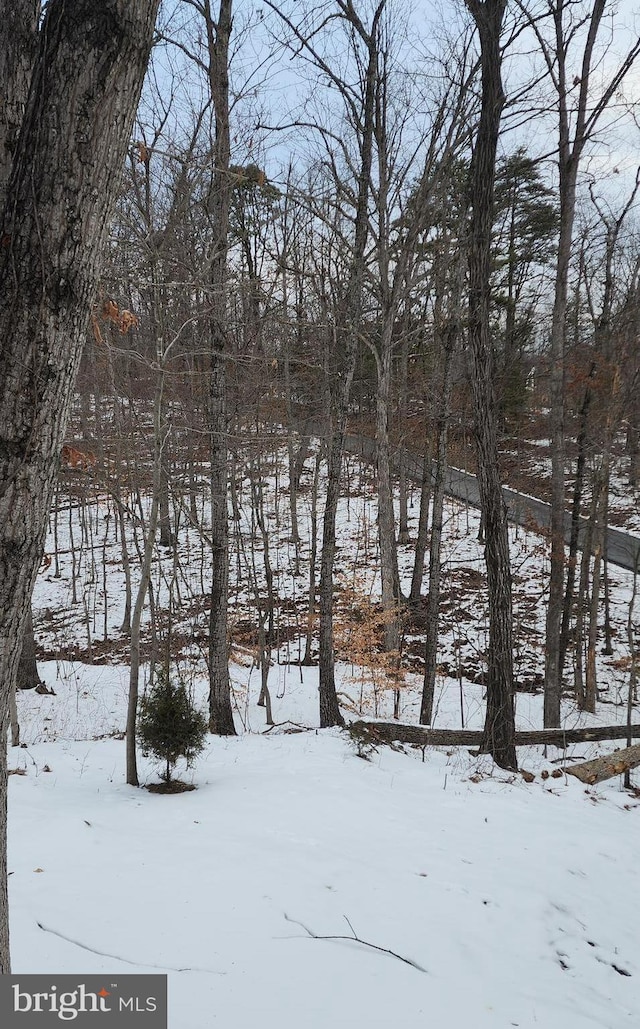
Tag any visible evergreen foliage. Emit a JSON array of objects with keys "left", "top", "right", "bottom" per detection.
[{"left": 137, "top": 667, "right": 208, "bottom": 783}]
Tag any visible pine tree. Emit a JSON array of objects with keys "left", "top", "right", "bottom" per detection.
[{"left": 138, "top": 668, "right": 208, "bottom": 784}]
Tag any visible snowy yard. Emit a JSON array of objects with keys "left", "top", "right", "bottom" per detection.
[
  {"left": 7, "top": 665, "right": 640, "bottom": 1029},
  {"left": 7, "top": 442, "right": 640, "bottom": 1028}
]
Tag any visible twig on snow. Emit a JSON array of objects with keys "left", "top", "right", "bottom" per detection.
[
  {"left": 36, "top": 921, "right": 224, "bottom": 974},
  {"left": 283, "top": 913, "right": 428, "bottom": 973}
]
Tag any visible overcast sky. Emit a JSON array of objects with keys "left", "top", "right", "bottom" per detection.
[{"left": 148, "top": 0, "right": 640, "bottom": 216}]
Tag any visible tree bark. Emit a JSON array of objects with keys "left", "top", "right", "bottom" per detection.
[
  {"left": 206, "top": 0, "right": 236, "bottom": 735},
  {"left": 126, "top": 483, "right": 160, "bottom": 786},
  {"left": 565, "top": 745, "right": 640, "bottom": 786},
  {"left": 375, "top": 325, "right": 402, "bottom": 668},
  {"left": 318, "top": 2, "right": 385, "bottom": 728},
  {"left": 409, "top": 438, "right": 432, "bottom": 604},
  {"left": 559, "top": 362, "right": 595, "bottom": 679},
  {"left": 16, "top": 608, "right": 41, "bottom": 691},
  {"left": 465, "top": 0, "right": 517, "bottom": 770},
  {"left": 303, "top": 450, "right": 322, "bottom": 667},
  {"left": 8, "top": 687, "right": 19, "bottom": 748},
  {"left": 352, "top": 720, "right": 640, "bottom": 749},
  {"left": 0, "top": 2, "right": 39, "bottom": 202},
  {"left": 0, "top": 0, "right": 159, "bottom": 976},
  {"left": 319, "top": 421, "right": 349, "bottom": 728},
  {"left": 420, "top": 327, "right": 455, "bottom": 724},
  {"left": 397, "top": 334, "right": 410, "bottom": 544},
  {"left": 0, "top": 0, "right": 41, "bottom": 756}
]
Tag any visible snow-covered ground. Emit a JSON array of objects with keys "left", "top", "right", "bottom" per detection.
[
  {"left": 33, "top": 442, "right": 640, "bottom": 724},
  {"left": 7, "top": 438, "right": 640, "bottom": 1027},
  {"left": 8, "top": 669, "right": 640, "bottom": 1029}
]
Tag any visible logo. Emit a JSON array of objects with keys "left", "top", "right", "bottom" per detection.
[{"left": 0, "top": 975, "right": 167, "bottom": 1027}]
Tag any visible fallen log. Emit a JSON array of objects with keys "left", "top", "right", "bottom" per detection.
[
  {"left": 350, "top": 721, "right": 640, "bottom": 749},
  {"left": 564, "top": 744, "right": 640, "bottom": 785}
]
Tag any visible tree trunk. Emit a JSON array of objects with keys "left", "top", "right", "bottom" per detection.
[
  {"left": 206, "top": 0, "right": 236, "bottom": 735},
  {"left": 0, "top": 2, "right": 39, "bottom": 203},
  {"left": 126, "top": 485, "right": 160, "bottom": 787},
  {"left": 158, "top": 455, "right": 173, "bottom": 548},
  {"left": 565, "top": 745, "right": 640, "bottom": 786},
  {"left": 420, "top": 329, "right": 455, "bottom": 724},
  {"left": 303, "top": 451, "right": 322, "bottom": 667},
  {"left": 319, "top": 418, "right": 348, "bottom": 728},
  {"left": 352, "top": 720, "right": 640, "bottom": 749},
  {"left": 628, "top": 409, "right": 640, "bottom": 486},
  {"left": 375, "top": 324, "right": 401, "bottom": 655},
  {"left": 8, "top": 686, "right": 19, "bottom": 748},
  {"left": 284, "top": 348, "right": 301, "bottom": 566},
  {"left": 0, "top": 0, "right": 40, "bottom": 771},
  {"left": 0, "top": 0, "right": 159, "bottom": 976},
  {"left": 544, "top": 0, "right": 610, "bottom": 728},
  {"left": 625, "top": 554, "right": 638, "bottom": 789},
  {"left": 573, "top": 485, "right": 597, "bottom": 709},
  {"left": 16, "top": 608, "right": 41, "bottom": 691},
  {"left": 559, "top": 363, "right": 595, "bottom": 678},
  {"left": 602, "top": 487, "right": 613, "bottom": 656},
  {"left": 465, "top": 0, "right": 517, "bottom": 771},
  {"left": 584, "top": 470, "right": 607, "bottom": 715},
  {"left": 397, "top": 333, "right": 410, "bottom": 544},
  {"left": 409, "top": 437, "right": 432, "bottom": 604},
  {"left": 318, "top": 3, "right": 385, "bottom": 728}
]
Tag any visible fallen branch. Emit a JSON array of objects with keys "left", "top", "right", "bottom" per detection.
[
  {"left": 564, "top": 744, "right": 640, "bottom": 785},
  {"left": 351, "top": 721, "right": 640, "bottom": 749},
  {"left": 36, "top": 922, "right": 223, "bottom": 974},
  {"left": 284, "top": 914, "right": 427, "bottom": 973}
]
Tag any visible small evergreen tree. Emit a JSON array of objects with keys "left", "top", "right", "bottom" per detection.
[{"left": 137, "top": 667, "right": 208, "bottom": 783}]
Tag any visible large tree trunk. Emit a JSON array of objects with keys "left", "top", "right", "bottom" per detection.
[
  {"left": 0, "top": 1, "right": 41, "bottom": 758},
  {"left": 465, "top": 0, "right": 517, "bottom": 771},
  {"left": 0, "top": 0, "right": 159, "bottom": 977},
  {"left": 0, "top": 2, "right": 39, "bottom": 201},
  {"left": 206, "top": 0, "right": 236, "bottom": 735}
]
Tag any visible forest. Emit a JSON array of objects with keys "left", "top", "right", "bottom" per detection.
[{"left": 1, "top": 1, "right": 639, "bottom": 1026}]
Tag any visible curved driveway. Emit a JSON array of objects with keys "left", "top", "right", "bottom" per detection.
[{"left": 343, "top": 432, "right": 640, "bottom": 573}]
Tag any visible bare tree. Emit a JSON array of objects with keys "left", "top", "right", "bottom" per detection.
[
  {"left": 266, "top": 0, "right": 386, "bottom": 726},
  {"left": 126, "top": 371, "right": 165, "bottom": 785},
  {"left": 420, "top": 216, "right": 465, "bottom": 725},
  {"left": 201, "top": 0, "right": 237, "bottom": 734},
  {"left": 465, "top": 0, "right": 517, "bottom": 770}
]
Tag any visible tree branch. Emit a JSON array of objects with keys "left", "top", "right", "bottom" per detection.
[{"left": 284, "top": 913, "right": 428, "bottom": 973}]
